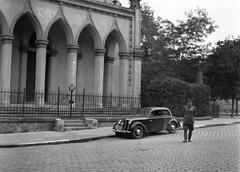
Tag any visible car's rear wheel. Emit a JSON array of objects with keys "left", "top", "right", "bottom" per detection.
[
  {"left": 168, "top": 122, "right": 177, "bottom": 134},
  {"left": 131, "top": 125, "right": 144, "bottom": 139}
]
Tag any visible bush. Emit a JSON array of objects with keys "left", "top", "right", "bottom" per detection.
[{"left": 142, "top": 77, "right": 211, "bottom": 117}]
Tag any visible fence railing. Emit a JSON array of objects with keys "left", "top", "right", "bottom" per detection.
[
  {"left": 0, "top": 89, "right": 213, "bottom": 118},
  {"left": 0, "top": 89, "right": 140, "bottom": 118}
]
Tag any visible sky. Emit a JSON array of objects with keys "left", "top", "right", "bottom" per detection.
[{"left": 120, "top": 0, "right": 240, "bottom": 46}]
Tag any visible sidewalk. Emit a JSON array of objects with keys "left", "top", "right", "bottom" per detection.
[{"left": 1, "top": 116, "right": 240, "bottom": 148}]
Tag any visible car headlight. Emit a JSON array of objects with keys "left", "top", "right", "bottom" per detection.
[{"left": 128, "top": 119, "right": 132, "bottom": 124}]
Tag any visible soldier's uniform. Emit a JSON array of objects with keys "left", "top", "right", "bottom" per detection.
[{"left": 182, "top": 102, "right": 196, "bottom": 142}]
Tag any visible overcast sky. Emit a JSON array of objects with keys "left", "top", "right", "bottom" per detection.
[{"left": 120, "top": 0, "right": 240, "bottom": 46}]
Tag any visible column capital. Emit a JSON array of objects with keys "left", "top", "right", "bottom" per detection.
[
  {"left": 119, "top": 52, "right": 130, "bottom": 60},
  {"left": 130, "top": 0, "right": 141, "bottom": 10},
  {"left": 77, "top": 53, "right": 83, "bottom": 60},
  {"left": 133, "top": 48, "right": 143, "bottom": 60},
  {"left": 35, "top": 40, "right": 49, "bottom": 48},
  {"left": 19, "top": 45, "right": 29, "bottom": 53},
  {"left": 66, "top": 44, "right": 79, "bottom": 53},
  {"left": 1, "top": 34, "right": 14, "bottom": 44},
  {"left": 49, "top": 49, "right": 58, "bottom": 57},
  {"left": 105, "top": 56, "right": 115, "bottom": 63},
  {"left": 95, "top": 49, "right": 106, "bottom": 56}
]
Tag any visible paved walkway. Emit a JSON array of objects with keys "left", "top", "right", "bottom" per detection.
[{"left": 0, "top": 116, "right": 240, "bottom": 148}]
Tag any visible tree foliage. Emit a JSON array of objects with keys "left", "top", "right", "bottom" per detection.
[
  {"left": 143, "top": 77, "right": 211, "bottom": 117},
  {"left": 140, "top": 4, "right": 218, "bottom": 87},
  {"left": 205, "top": 37, "right": 240, "bottom": 116}
]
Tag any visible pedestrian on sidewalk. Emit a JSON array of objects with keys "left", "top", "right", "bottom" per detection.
[{"left": 182, "top": 99, "right": 196, "bottom": 143}]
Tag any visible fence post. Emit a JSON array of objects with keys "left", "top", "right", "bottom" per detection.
[
  {"left": 22, "top": 88, "right": 26, "bottom": 116},
  {"left": 57, "top": 87, "right": 60, "bottom": 117},
  {"left": 82, "top": 88, "right": 86, "bottom": 118},
  {"left": 138, "top": 94, "right": 141, "bottom": 109},
  {"left": 110, "top": 93, "right": 113, "bottom": 109}
]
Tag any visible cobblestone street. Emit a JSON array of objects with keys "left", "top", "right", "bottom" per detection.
[{"left": 0, "top": 124, "right": 239, "bottom": 172}]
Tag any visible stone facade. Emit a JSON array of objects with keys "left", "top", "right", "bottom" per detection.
[{"left": 0, "top": 0, "right": 143, "bottom": 105}]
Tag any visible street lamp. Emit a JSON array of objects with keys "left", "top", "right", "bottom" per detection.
[{"left": 68, "top": 84, "right": 76, "bottom": 118}]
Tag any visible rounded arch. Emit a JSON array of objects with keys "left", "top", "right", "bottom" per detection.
[
  {"left": 10, "top": 11, "right": 43, "bottom": 40},
  {"left": 103, "top": 29, "right": 127, "bottom": 53},
  {"left": 0, "top": 11, "right": 8, "bottom": 34},
  {"left": 76, "top": 23, "right": 101, "bottom": 49},
  {"left": 45, "top": 17, "right": 73, "bottom": 45}
]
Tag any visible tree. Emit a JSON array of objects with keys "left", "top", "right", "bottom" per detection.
[
  {"left": 158, "top": 7, "right": 217, "bottom": 61},
  {"left": 140, "top": 4, "right": 218, "bottom": 88},
  {"left": 205, "top": 37, "right": 240, "bottom": 117}
]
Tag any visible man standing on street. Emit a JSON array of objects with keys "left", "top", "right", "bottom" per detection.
[{"left": 182, "top": 99, "right": 196, "bottom": 143}]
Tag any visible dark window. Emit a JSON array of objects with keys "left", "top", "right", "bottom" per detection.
[
  {"left": 162, "top": 110, "right": 170, "bottom": 116},
  {"left": 151, "top": 110, "right": 163, "bottom": 116}
]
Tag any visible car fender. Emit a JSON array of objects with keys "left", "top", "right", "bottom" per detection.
[
  {"left": 168, "top": 119, "right": 181, "bottom": 128},
  {"left": 112, "top": 122, "right": 118, "bottom": 129},
  {"left": 130, "top": 122, "right": 149, "bottom": 133}
]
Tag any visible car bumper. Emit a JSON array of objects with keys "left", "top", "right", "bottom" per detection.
[
  {"left": 113, "top": 124, "right": 131, "bottom": 133},
  {"left": 113, "top": 129, "right": 131, "bottom": 133}
]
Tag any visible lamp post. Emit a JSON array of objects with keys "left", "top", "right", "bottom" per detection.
[{"left": 68, "top": 84, "right": 76, "bottom": 118}]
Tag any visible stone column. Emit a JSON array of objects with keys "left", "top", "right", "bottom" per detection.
[
  {"left": 19, "top": 46, "right": 28, "bottom": 91},
  {"left": 0, "top": 35, "right": 14, "bottom": 91},
  {"left": 132, "top": 48, "right": 143, "bottom": 97},
  {"left": 35, "top": 40, "right": 48, "bottom": 105},
  {"left": 94, "top": 49, "right": 106, "bottom": 108},
  {"left": 130, "top": 0, "right": 141, "bottom": 48},
  {"left": 104, "top": 56, "right": 115, "bottom": 95},
  {"left": 66, "top": 45, "right": 79, "bottom": 89},
  {"left": 119, "top": 52, "right": 129, "bottom": 96},
  {"left": 48, "top": 49, "right": 58, "bottom": 91},
  {"left": 94, "top": 49, "right": 106, "bottom": 94},
  {"left": 76, "top": 53, "right": 82, "bottom": 92},
  {"left": 0, "top": 35, "right": 14, "bottom": 105}
]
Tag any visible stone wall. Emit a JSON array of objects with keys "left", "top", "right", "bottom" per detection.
[
  {"left": 0, "top": 118, "right": 55, "bottom": 134},
  {"left": 0, "top": 117, "right": 120, "bottom": 133}
]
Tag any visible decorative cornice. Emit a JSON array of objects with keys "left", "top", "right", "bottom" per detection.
[
  {"left": 19, "top": 46, "right": 29, "bottom": 53},
  {"left": 54, "top": 0, "right": 134, "bottom": 20},
  {"left": 95, "top": 49, "right": 106, "bottom": 56},
  {"left": 119, "top": 52, "right": 130, "bottom": 60},
  {"left": 66, "top": 45, "right": 79, "bottom": 53},
  {"left": 133, "top": 48, "right": 143, "bottom": 60},
  {"left": 105, "top": 56, "right": 115, "bottom": 63},
  {"left": 1, "top": 35, "right": 14, "bottom": 44},
  {"left": 49, "top": 49, "right": 58, "bottom": 57},
  {"left": 35, "top": 40, "right": 49, "bottom": 48}
]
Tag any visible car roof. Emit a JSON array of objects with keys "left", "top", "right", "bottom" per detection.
[{"left": 139, "top": 107, "right": 170, "bottom": 111}]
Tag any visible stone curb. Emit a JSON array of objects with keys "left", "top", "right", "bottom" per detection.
[
  {"left": 1, "top": 121, "right": 240, "bottom": 148},
  {"left": 0, "top": 135, "right": 116, "bottom": 148}
]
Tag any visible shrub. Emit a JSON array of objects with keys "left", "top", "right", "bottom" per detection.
[{"left": 142, "top": 77, "right": 211, "bottom": 117}]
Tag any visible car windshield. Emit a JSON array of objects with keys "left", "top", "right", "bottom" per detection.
[{"left": 134, "top": 109, "right": 150, "bottom": 117}]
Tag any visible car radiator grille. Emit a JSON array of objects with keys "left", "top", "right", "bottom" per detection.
[{"left": 122, "top": 120, "right": 130, "bottom": 131}]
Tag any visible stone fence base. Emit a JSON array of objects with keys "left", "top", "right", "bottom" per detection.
[{"left": 0, "top": 117, "right": 121, "bottom": 134}]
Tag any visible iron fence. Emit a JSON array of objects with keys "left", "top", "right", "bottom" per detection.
[
  {"left": 0, "top": 89, "right": 213, "bottom": 118},
  {"left": 0, "top": 89, "right": 140, "bottom": 118}
]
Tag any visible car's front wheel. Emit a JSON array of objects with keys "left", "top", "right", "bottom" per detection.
[
  {"left": 131, "top": 125, "right": 144, "bottom": 139},
  {"left": 168, "top": 122, "right": 177, "bottom": 134}
]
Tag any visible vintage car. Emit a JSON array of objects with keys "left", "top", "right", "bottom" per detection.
[{"left": 113, "top": 107, "right": 181, "bottom": 139}]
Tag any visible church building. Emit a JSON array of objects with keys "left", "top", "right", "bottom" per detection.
[{"left": 0, "top": 0, "right": 143, "bottom": 106}]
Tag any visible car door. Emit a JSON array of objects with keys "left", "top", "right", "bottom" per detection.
[
  {"left": 148, "top": 110, "right": 165, "bottom": 132},
  {"left": 162, "top": 110, "right": 173, "bottom": 129}
]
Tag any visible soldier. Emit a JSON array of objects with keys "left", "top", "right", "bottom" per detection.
[{"left": 182, "top": 99, "right": 196, "bottom": 143}]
